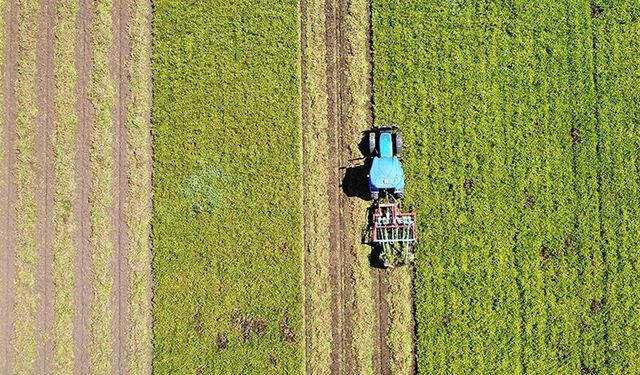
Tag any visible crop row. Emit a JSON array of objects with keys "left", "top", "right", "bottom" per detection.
[
  {"left": 52, "top": 0, "right": 79, "bottom": 373},
  {"left": 152, "top": 1, "right": 304, "bottom": 372},
  {"left": 13, "top": 0, "right": 39, "bottom": 372}
]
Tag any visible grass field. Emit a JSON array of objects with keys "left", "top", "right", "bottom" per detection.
[
  {"left": 373, "top": 0, "right": 640, "bottom": 373},
  {"left": 152, "top": 1, "right": 304, "bottom": 373}
]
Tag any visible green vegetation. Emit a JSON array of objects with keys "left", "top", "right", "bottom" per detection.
[
  {"left": 88, "top": 0, "right": 115, "bottom": 372},
  {"left": 373, "top": 0, "right": 640, "bottom": 373},
  {"left": 301, "top": 0, "right": 333, "bottom": 371},
  {"left": 125, "top": 0, "right": 152, "bottom": 373},
  {"left": 152, "top": 1, "right": 303, "bottom": 373},
  {"left": 13, "top": 0, "right": 40, "bottom": 372},
  {"left": 52, "top": 0, "right": 78, "bottom": 373},
  {"left": 593, "top": 2, "right": 640, "bottom": 372}
]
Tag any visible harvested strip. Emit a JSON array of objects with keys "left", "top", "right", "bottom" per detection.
[
  {"left": 386, "top": 270, "right": 413, "bottom": 374},
  {"left": 12, "top": 0, "right": 39, "bottom": 373},
  {"left": 88, "top": 0, "right": 115, "bottom": 373},
  {"left": 301, "top": 0, "right": 333, "bottom": 372},
  {"left": 51, "top": 0, "right": 78, "bottom": 373},
  {"left": 124, "top": 0, "right": 152, "bottom": 372},
  {"left": 341, "top": 0, "right": 375, "bottom": 372}
]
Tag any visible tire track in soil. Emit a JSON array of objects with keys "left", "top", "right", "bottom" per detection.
[
  {"left": 74, "top": 0, "right": 93, "bottom": 373},
  {"left": 364, "top": 0, "right": 391, "bottom": 373},
  {"left": 34, "top": 0, "right": 55, "bottom": 372},
  {"left": 325, "top": 0, "right": 353, "bottom": 373},
  {"left": 1, "top": 0, "right": 18, "bottom": 373},
  {"left": 111, "top": 0, "right": 130, "bottom": 372}
]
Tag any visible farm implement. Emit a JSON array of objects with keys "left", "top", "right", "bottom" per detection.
[{"left": 366, "top": 126, "right": 417, "bottom": 268}]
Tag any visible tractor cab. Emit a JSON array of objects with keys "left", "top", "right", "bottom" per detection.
[{"left": 368, "top": 127, "right": 405, "bottom": 200}]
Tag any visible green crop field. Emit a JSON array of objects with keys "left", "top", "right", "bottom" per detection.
[
  {"left": 374, "top": 0, "right": 640, "bottom": 373},
  {"left": 152, "top": 0, "right": 304, "bottom": 373}
]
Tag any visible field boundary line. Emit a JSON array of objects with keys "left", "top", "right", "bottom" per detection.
[
  {"left": 1, "top": 0, "right": 19, "bottom": 372},
  {"left": 73, "top": 0, "right": 93, "bottom": 372},
  {"left": 298, "top": 0, "right": 311, "bottom": 372}
]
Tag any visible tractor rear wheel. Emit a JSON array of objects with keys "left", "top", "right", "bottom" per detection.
[
  {"left": 369, "top": 132, "right": 376, "bottom": 155},
  {"left": 394, "top": 132, "right": 403, "bottom": 155}
]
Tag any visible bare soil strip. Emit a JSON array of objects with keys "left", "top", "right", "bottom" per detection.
[
  {"left": 1, "top": 0, "right": 18, "bottom": 373},
  {"left": 111, "top": 0, "right": 130, "bottom": 372},
  {"left": 324, "top": 0, "right": 347, "bottom": 372},
  {"left": 73, "top": 0, "right": 93, "bottom": 373},
  {"left": 332, "top": 0, "right": 358, "bottom": 372},
  {"left": 365, "top": 1, "right": 391, "bottom": 372},
  {"left": 373, "top": 269, "right": 390, "bottom": 374},
  {"left": 35, "top": 0, "right": 56, "bottom": 371}
]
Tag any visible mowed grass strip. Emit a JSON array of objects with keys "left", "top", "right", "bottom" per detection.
[
  {"left": 386, "top": 270, "right": 412, "bottom": 374},
  {"left": 342, "top": 0, "right": 375, "bottom": 372},
  {"left": 51, "top": 0, "right": 78, "bottom": 373},
  {"left": 152, "top": 1, "right": 303, "bottom": 373},
  {"left": 13, "top": 0, "right": 40, "bottom": 372},
  {"left": 124, "top": 0, "right": 152, "bottom": 372},
  {"left": 88, "top": 0, "right": 115, "bottom": 372},
  {"left": 373, "top": 0, "right": 608, "bottom": 373},
  {"left": 302, "top": 0, "right": 333, "bottom": 371}
]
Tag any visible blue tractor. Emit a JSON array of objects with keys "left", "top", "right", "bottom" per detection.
[
  {"left": 367, "top": 126, "right": 405, "bottom": 200},
  {"left": 366, "top": 126, "right": 416, "bottom": 267}
]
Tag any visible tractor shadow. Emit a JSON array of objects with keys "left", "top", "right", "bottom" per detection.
[{"left": 340, "top": 131, "right": 372, "bottom": 201}]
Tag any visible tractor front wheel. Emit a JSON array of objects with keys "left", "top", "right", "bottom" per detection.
[
  {"left": 369, "top": 132, "right": 376, "bottom": 156},
  {"left": 394, "top": 132, "right": 403, "bottom": 155}
]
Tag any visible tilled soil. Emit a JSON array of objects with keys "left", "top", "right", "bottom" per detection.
[
  {"left": 73, "top": 1, "right": 92, "bottom": 373},
  {"left": 0, "top": 0, "right": 151, "bottom": 373},
  {"left": 1, "top": 0, "right": 18, "bottom": 373}
]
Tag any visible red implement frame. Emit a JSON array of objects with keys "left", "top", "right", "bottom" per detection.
[{"left": 371, "top": 202, "right": 417, "bottom": 244}]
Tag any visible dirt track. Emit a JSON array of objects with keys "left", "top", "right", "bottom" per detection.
[{"left": 301, "top": 0, "right": 392, "bottom": 373}]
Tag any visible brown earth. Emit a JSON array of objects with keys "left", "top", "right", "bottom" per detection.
[
  {"left": 1, "top": 0, "right": 18, "bottom": 373},
  {"left": 111, "top": 0, "right": 131, "bottom": 372},
  {"left": 73, "top": 1, "right": 92, "bottom": 373},
  {"left": 35, "top": 0, "right": 56, "bottom": 372}
]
